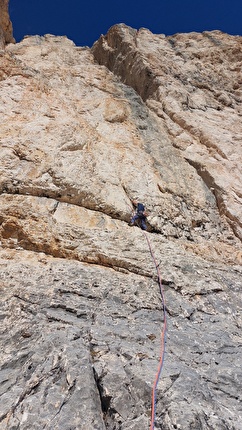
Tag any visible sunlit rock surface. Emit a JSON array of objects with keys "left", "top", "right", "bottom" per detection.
[
  {"left": 92, "top": 24, "right": 242, "bottom": 241},
  {"left": 0, "top": 20, "right": 241, "bottom": 430}
]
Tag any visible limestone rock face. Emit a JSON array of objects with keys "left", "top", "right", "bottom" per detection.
[
  {"left": 0, "top": 25, "right": 242, "bottom": 430},
  {"left": 92, "top": 25, "right": 242, "bottom": 241},
  {"left": 0, "top": 0, "right": 14, "bottom": 48}
]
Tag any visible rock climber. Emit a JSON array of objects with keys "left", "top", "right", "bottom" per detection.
[{"left": 130, "top": 200, "right": 147, "bottom": 230}]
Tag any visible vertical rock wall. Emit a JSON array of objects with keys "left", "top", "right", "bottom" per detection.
[
  {"left": 92, "top": 24, "right": 242, "bottom": 240},
  {"left": 0, "top": 21, "right": 241, "bottom": 430},
  {"left": 0, "top": 0, "right": 14, "bottom": 48}
]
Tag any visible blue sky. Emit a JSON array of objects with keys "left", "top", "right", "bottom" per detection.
[{"left": 9, "top": 0, "right": 242, "bottom": 47}]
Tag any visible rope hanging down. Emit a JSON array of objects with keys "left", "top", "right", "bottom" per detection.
[{"left": 143, "top": 231, "right": 167, "bottom": 430}]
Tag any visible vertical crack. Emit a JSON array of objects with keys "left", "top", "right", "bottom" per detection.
[{"left": 93, "top": 367, "right": 111, "bottom": 428}]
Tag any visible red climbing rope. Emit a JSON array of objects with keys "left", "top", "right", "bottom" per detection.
[{"left": 143, "top": 231, "right": 167, "bottom": 430}]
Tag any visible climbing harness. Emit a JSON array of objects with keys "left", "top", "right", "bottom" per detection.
[{"left": 143, "top": 231, "right": 167, "bottom": 430}]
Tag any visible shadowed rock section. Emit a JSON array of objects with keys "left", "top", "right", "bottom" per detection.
[
  {"left": 0, "top": 0, "right": 14, "bottom": 48},
  {"left": 0, "top": 23, "right": 242, "bottom": 430}
]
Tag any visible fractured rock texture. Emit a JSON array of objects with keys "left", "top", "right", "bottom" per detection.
[
  {"left": 0, "top": 21, "right": 241, "bottom": 430},
  {"left": 92, "top": 25, "right": 242, "bottom": 240}
]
